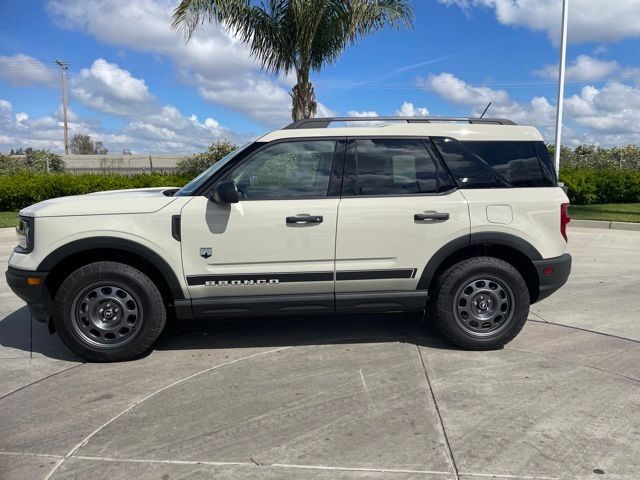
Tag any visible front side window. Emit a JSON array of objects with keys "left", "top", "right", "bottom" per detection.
[
  {"left": 227, "top": 140, "right": 336, "bottom": 199},
  {"left": 175, "top": 143, "right": 254, "bottom": 196},
  {"left": 346, "top": 139, "right": 454, "bottom": 196}
]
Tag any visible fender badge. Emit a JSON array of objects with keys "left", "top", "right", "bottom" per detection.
[{"left": 200, "top": 247, "right": 213, "bottom": 259}]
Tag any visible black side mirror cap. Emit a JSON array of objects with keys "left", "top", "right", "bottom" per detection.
[{"left": 211, "top": 180, "right": 240, "bottom": 204}]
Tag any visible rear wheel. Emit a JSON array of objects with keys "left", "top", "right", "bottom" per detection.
[
  {"left": 429, "top": 257, "right": 530, "bottom": 350},
  {"left": 54, "top": 261, "right": 166, "bottom": 362}
]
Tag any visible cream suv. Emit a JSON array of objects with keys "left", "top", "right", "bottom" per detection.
[{"left": 6, "top": 116, "right": 572, "bottom": 361}]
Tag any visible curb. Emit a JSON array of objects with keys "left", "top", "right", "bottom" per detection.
[{"left": 570, "top": 219, "right": 640, "bottom": 231}]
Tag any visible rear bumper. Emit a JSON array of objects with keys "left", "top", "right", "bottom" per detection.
[
  {"left": 5, "top": 266, "right": 52, "bottom": 323},
  {"left": 532, "top": 253, "right": 572, "bottom": 303}
]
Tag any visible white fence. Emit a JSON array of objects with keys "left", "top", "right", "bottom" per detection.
[
  {"left": 5, "top": 154, "right": 188, "bottom": 174},
  {"left": 60, "top": 154, "right": 186, "bottom": 173}
]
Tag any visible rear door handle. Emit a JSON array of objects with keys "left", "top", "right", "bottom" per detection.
[
  {"left": 414, "top": 211, "right": 449, "bottom": 221},
  {"left": 286, "top": 215, "right": 324, "bottom": 224}
]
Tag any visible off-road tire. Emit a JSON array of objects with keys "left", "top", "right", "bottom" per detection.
[
  {"left": 429, "top": 256, "right": 530, "bottom": 350},
  {"left": 54, "top": 261, "right": 166, "bottom": 362}
]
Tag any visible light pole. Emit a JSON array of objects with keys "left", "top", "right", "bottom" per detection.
[
  {"left": 55, "top": 60, "right": 69, "bottom": 156},
  {"left": 554, "top": 0, "right": 569, "bottom": 174}
]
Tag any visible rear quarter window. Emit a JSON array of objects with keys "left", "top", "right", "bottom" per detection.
[{"left": 463, "top": 141, "right": 553, "bottom": 188}]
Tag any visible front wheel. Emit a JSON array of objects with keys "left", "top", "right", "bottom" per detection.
[
  {"left": 429, "top": 257, "right": 530, "bottom": 350},
  {"left": 54, "top": 261, "right": 166, "bottom": 362}
]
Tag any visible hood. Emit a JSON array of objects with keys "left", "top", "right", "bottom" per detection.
[{"left": 20, "top": 187, "right": 180, "bottom": 218}]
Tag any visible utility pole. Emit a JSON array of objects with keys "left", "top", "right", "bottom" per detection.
[
  {"left": 554, "top": 0, "right": 569, "bottom": 175},
  {"left": 55, "top": 60, "right": 69, "bottom": 155}
]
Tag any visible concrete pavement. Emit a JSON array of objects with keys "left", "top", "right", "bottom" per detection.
[{"left": 1, "top": 226, "right": 639, "bottom": 480}]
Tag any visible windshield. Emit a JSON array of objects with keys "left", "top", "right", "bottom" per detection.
[{"left": 175, "top": 143, "right": 253, "bottom": 196}]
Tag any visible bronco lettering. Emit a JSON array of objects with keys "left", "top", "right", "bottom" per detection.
[{"left": 205, "top": 279, "right": 280, "bottom": 287}]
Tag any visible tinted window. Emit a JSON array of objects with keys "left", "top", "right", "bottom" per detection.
[
  {"left": 228, "top": 140, "right": 336, "bottom": 199},
  {"left": 464, "top": 141, "right": 548, "bottom": 187},
  {"left": 432, "top": 137, "right": 503, "bottom": 189},
  {"left": 349, "top": 139, "right": 453, "bottom": 196},
  {"left": 533, "top": 141, "right": 557, "bottom": 186}
]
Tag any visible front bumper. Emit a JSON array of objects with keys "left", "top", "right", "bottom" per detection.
[
  {"left": 5, "top": 266, "right": 52, "bottom": 323},
  {"left": 532, "top": 253, "right": 572, "bottom": 303}
]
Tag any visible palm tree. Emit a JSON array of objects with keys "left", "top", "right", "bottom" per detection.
[{"left": 172, "top": 0, "right": 413, "bottom": 121}]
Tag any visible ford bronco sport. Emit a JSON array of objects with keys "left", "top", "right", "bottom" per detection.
[{"left": 6, "top": 116, "right": 572, "bottom": 361}]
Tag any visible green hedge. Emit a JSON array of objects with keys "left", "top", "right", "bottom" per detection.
[
  {"left": 559, "top": 168, "right": 640, "bottom": 205},
  {"left": 1, "top": 168, "right": 639, "bottom": 211},
  {"left": 0, "top": 173, "right": 191, "bottom": 211}
]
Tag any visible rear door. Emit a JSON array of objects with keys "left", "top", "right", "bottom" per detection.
[{"left": 334, "top": 137, "right": 470, "bottom": 310}]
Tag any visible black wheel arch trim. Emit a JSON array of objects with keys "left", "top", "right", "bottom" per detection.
[
  {"left": 36, "top": 237, "right": 186, "bottom": 300},
  {"left": 417, "top": 232, "right": 543, "bottom": 290}
]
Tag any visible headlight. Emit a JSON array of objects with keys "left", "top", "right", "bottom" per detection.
[{"left": 15, "top": 216, "right": 34, "bottom": 253}]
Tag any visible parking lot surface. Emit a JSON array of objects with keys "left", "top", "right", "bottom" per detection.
[{"left": 1, "top": 226, "right": 639, "bottom": 480}]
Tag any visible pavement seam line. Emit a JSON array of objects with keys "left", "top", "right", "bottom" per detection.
[
  {"left": 458, "top": 472, "right": 562, "bottom": 480},
  {"left": 0, "top": 451, "right": 564, "bottom": 480},
  {"left": 415, "top": 344, "right": 461, "bottom": 480},
  {"left": 74, "top": 455, "right": 453, "bottom": 476},
  {"left": 505, "top": 346, "right": 640, "bottom": 384},
  {"left": 0, "top": 363, "right": 83, "bottom": 400},
  {"left": 43, "top": 346, "right": 291, "bottom": 480},
  {"left": 527, "top": 318, "right": 640, "bottom": 344},
  {"left": 0, "top": 451, "right": 64, "bottom": 459}
]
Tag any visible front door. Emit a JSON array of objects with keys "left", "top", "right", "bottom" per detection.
[
  {"left": 180, "top": 138, "right": 343, "bottom": 315},
  {"left": 335, "top": 138, "right": 470, "bottom": 305}
]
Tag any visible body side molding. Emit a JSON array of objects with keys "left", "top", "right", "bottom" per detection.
[
  {"left": 177, "top": 290, "right": 428, "bottom": 320},
  {"left": 37, "top": 237, "right": 186, "bottom": 300}
]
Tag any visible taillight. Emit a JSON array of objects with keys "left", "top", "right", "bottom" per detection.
[{"left": 561, "top": 202, "right": 571, "bottom": 242}]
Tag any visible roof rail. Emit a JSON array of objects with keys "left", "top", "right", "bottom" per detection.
[{"left": 283, "top": 116, "right": 517, "bottom": 129}]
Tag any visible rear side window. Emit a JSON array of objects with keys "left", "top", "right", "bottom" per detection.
[
  {"left": 431, "top": 137, "right": 503, "bottom": 189},
  {"left": 344, "top": 138, "right": 454, "bottom": 196},
  {"left": 464, "top": 141, "right": 551, "bottom": 187}
]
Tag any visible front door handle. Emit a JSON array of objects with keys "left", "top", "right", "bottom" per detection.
[
  {"left": 286, "top": 215, "right": 324, "bottom": 224},
  {"left": 414, "top": 211, "right": 450, "bottom": 221}
]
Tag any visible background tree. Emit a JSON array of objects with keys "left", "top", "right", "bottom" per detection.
[
  {"left": 172, "top": 0, "right": 413, "bottom": 121},
  {"left": 69, "top": 134, "right": 108, "bottom": 155},
  {"left": 175, "top": 140, "right": 237, "bottom": 176},
  {"left": 0, "top": 149, "right": 65, "bottom": 174}
]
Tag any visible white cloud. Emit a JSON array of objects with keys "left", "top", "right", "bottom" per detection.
[
  {"left": 535, "top": 55, "right": 619, "bottom": 82},
  {"left": 71, "top": 59, "right": 155, "bottom": 116},
  {"left": 0, "top": 54, "right": 56, "bottom": 87},
  {"left": 315, "top": 102, "right": 337, "bottom": 118},
  {"left": 46, "top": 0, "right": 295, "bottom": 127},
  {"left": 347, "top": 110, "right": 379, "bottom": 117},
  {"left": 438, "top": 0, "right": 640, "bottom": 44},
  {"left": 565, "top": 82, "right": 640, "bottom": 137},
  {"left": 424, "top": 70, "right": 640, "bottom": 146},
  {"left": 0, "top": 96, "right": 250, "bottom": 154},
  {"left": 196, "top": 75, "right": 292, "bottom": 128},
  {"left": 423, "top": 72, "right": 556, "bottom": 135},
  {"left": 424, "top": 73, "right": 511, "bottom": 108},
  {"left": 396, "top": 102, "right": 429, "bottom": 116}
]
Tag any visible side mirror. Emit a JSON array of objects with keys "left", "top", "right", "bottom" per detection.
[{"left": 211, "top": 180, "right": 240, "bottom": 204}]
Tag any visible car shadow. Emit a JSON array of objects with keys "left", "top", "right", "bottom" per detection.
[
  {"left": 0, "top": 306, "right": 458, "bottom": 362},
  {"left": 157, "top": 312, "right": 456, "bottom": 352},
  {"left": 0, "top": 306, "right": 81, "bottom": 362}
]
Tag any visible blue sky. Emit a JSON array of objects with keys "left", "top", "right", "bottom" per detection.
[{"left": 1, "top": 0, "right": 640, "bottom": 153}]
